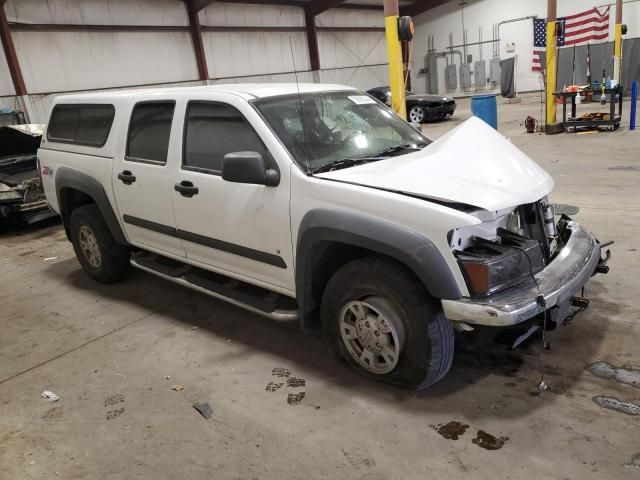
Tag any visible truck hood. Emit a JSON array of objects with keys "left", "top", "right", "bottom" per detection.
[{"left": 315, "top": 116, "right": 554, "bottom": 212}]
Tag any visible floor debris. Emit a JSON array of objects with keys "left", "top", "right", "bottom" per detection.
[
  {"left": 430, "top": 421, "right": 469, "bottom": 440},
  {"left": 624, "top": 452, "right": 640, "bottom": 469},
  {"left": 287, "top": 392, "right": 305, "bottom": 405},
  {"left": 104, "top": 394, "right": 124, "bottom": 407},
  {"left": 272, "top": 367, "right": 290, "bottom": 378},
  {"left": 552, "top": 204, "right": 580, "bottom": 216},
  {"left": 471, "top": 430, "right": 509, "bottom": 450},
  {"left": 41, "top": 390, "right": 59, "bottom": 402},
  {"left": 171, "top": 385, "right": 184, "bottom": 392},
  {"left": 43, "top": 256, "right": 59, "bottom": 261},
  {"left": 286, "top": 377, "right": 306, "bottom": 388},
  {"left": 106, "top": 407, "right": 125, "bottom": 420},
  {"left": 266, "top": 382, "right": 283, "bottom": 392},
  {"left": 193, "top": 402, "right": 213, "bottom": 419},
  {"left": 586, "top": 361, "right": 640, "bottom": 388},
  {"left": 592, "top": 396, "right": 640, "bottom": 416}
]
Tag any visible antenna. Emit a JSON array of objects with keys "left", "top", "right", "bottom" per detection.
[
  {"left": 288, "top": 36, "right": 311, "bottom": 173},
  {"left": 289, "top": 36, "right": 303, "bottom": 101}
]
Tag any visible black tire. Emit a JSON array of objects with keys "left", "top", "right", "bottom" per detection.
[
  {"left": 408, "top": 105, "right": 426, "bottom": 124},
  {"left": 321, "top": 257, "right": 454, "bottom": 390},
  {"left": 69, "top": 204, "right": 130, "bottom": 283}
]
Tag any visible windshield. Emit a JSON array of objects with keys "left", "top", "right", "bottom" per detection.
[{"left": 252, "top": 91, "right": 430, "bottom": 173}]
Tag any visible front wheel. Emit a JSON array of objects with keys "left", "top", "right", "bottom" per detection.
[
  {"left": 69, "top": 204, "right": 130, "bottom": 283},
  {"left": 408, "top": 106, "right": 426, "bottom": 123},
  {"left": 321, "top": 257, "right": 454, "bottom": 390}
]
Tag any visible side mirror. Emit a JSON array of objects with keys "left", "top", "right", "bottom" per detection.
[{"left": 221, "top": 151, "right": 280, "bottom": 187}]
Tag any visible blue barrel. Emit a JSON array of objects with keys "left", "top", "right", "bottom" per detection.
[
  {"left": 631, "top": 80, "right": 637, "bottom": 131},
  {"left": 471, "top": 94, "right": 498, "bottom": 129}
]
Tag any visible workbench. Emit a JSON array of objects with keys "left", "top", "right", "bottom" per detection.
[{"left": 554, "top": 86, "right": 623, "bottom": 132}]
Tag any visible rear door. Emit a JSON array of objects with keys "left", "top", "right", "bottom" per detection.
[
  {"left": 170, "top": 94, "right": 294, "bottom": 293},
  {"left": 112, "top": 99, "right": 185, "bottom": 257}
]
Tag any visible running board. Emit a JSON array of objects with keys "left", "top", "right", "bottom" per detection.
[{"left": 130, "top": 252, "right": 298, "bottom": 322}]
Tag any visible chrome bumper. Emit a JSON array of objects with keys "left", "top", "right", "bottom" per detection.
[{"left": 442, "top": 221, "right": 601, "bottom": 327}]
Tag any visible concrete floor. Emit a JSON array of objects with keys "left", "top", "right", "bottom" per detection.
[{"left": 1, "top": 95, "right": 639, "bottom": 479}]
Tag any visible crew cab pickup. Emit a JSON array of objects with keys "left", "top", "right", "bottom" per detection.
[{"left": 39, "top": 84, "right": 609, "bottom": 389}]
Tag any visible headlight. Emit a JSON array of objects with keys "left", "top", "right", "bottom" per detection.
[{"left": 455, "top": 229, "right": 544, "bottom": 297}]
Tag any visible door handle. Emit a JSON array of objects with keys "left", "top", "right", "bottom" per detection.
[
  {"left": 118, "top": 170, "right": 136, "bottom": 185},
  {"left": 174, "top": 180, "right": 199, "bottom": 198}
]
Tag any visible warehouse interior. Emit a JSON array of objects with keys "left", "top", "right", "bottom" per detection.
[{"left": 1, "top": 0, "right": 639, "bottom": 478}]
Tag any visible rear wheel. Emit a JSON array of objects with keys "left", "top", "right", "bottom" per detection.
[
  {"left": 409, "top": 105, "right": 426, "bottom": 123},
  {"left": 69, "top": 204, "right": 130, "bottom": 283},
  {"left": 321, "top": 257, "right": 454, "bottom": 390}
]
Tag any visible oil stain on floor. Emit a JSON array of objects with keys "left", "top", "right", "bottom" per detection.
[
  {"left": 430, "top": 421, "right": 469, "bottom": 440},
  {"left": 471, "top": 430, "right": 509, "bottom": 451}
]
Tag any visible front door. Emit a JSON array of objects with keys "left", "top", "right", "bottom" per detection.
[
  {"left": 171, "top": 95, "right": 293, "bottom": 293},
  {"left": 112, "top": 100, "right": 185, "bottom": 257}
]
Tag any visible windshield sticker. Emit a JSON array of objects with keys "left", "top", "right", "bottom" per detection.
[{"left": 348, "top": 95, "right": 377, "bottom": 105}]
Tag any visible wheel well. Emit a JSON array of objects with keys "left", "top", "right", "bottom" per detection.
[
  {"left": 59, "top": 187, "right": 95, "bottom": 238},
  {"left": 303, "top": 241, "right": 424, "bottom": 331}
]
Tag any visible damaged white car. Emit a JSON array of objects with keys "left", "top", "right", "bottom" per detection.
[
  {"left": 0, "top": 124, "right": 54, "bottom": 224},
  {"left": 39, "top": 84, "right": 609, "bottom": 389}
]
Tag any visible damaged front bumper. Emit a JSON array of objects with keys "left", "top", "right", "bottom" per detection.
[
  {"left": 442, "top": 220, "right": 603, "bottom": 327},
  {"left": 0, "top": 179, "right": 54, "bottom": 224}
]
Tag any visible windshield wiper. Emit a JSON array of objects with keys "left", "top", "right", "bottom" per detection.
[
  {"left": 309, "top": 144, "right": 427, "bottom": 175},
  {"left": 368, "top": 143, "right": 427, "bottom": 157},
  {"left": 309, "top": 158, "right": 374, "bottom": 174}
]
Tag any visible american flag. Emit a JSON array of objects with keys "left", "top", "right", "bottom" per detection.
[{"left": 532, "top": 6, "right": 610, "bottom": 72}]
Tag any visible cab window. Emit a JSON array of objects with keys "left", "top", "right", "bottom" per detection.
[
  {"left": 126, "top": 102, "right": 175, "bottom": 164},
  {"left": 47, "top": 104, "right": 115, "bottom": 147},
  {"left": 183, "top": 102, "right": 270, "bottom": 174}
]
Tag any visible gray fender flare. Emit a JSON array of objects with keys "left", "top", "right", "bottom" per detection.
[
  {"left": 55, "top": 167, "right": 128, "bottom": 246},
  {"left": 295, "top": 208, "right": 462, "bottom": 329}
]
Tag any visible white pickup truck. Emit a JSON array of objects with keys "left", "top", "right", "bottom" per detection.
[{"left": 38, "top": 83, "right": 608, "bottom": 389}]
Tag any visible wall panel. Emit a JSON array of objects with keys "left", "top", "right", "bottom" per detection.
[
  {"left": 318, "top": 31, "right": 385, "bottom": 69},
  {"left": 411, "top": 0, "right": 640, "bottom": 95},
  {"left": 203, "top": 31, "right": 310, "bottom": 79},
  {"left": 5, "top": 0, "right": 188, "bottom": 26},
  {"left": 200, "top": 3, "right": 304, "bottom": 27},
  {"left": 12, "top": 31, "right": 198, "bottom": 93},
  {"left": 0, "top": 49, "right": 16, "bottom": 96},
  {"left": 317, "top": 9, "right": 383, "bottom": 28}
]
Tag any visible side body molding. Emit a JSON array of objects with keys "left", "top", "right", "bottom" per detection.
[
  {"left": 295, "top": 209, "right": 462, "bottom": 329},
  {"left": 55, "top": 167, "right": 128, "bottom": 246}
]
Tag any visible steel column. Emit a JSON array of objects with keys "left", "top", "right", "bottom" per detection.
[
  {"left": 0, "top": 2, "right": 27, "bottom": 96},
  {"left": 186, "top": 0, "right": 209, "bottom": 81},
  {"left": 613, "top": 0, "right": 622, "bottom": 85},
  {"left": 384, "top": 0, "right": 405, "bottom": 119},
  {"left": 305, "top": 8, "right": 320, "bottom": 71},
  {"left": 545, "top": 0, "right": 557, "bottom": 127}
]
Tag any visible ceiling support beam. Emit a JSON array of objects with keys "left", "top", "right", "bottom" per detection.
[
  {"left": 307, "top": 0, "right": 347, "bottom": 17},
  {"left": 185, "top": 0, "right": 210, "bottom": 81},
  {"left": 179, "top": 0, "right": 382, "bottom": 10},
  {"left": 188, "top": 0, "right": 216, "bottom": 11},
  {"left": 304, "top": 8, "right": 320, "bottom": 71},
  {"left": 401, "top": 0, "right": 450, "bottom": 17},
  {"left": 0, "top": 1, "right": 27, "bottom": 96}
]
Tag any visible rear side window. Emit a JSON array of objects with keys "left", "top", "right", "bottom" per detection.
[
  {"left": 126, "top": 102, "right": 175, "bottom": 164},
  {"left": 47, "top": 104, "right": 115, "bottom": 147},
  {"left": 183, "top": 102, "right": 269, "bottom": 173}
]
